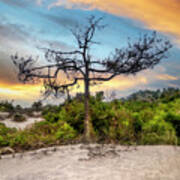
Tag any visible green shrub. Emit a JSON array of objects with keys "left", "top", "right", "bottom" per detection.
[
  {"left": 30, "top": 121, "right": 57, "bottom": 135},
  {"left": 132, "top": 109, "right": 154, "bottom": 135},
  {"left": 0, "top": 89, "right": 178, "bottom": 151},
  {"left": 0, "top": 101, "right": 14, "bottom": 112},
  {"left": 141, "top": 118, "right": 177, "bottom": 144},
  {"left": 133, "top": 116, "right": 143, "bottom": 134},
  {"left": 0, "top": 123, "right": 16, "bottom": 136},
  {"left": 91, "top": 101, "right": 135, "bottom": 142},
  {"left": 10, "top": 132, "right": 28, "bottom": 147},
  {"left": 58, "top": 101, "right": 84, "bottom": 133},
  {"left": 109, "top": 109, "right": 135, "bottom": 142},
  {"left": 0, "top": 106, "right": 6, "bottom": 112},
  {"left": 13, "top": 113, "right": 26, "bottom": 122},
  {"left": 165, "top": 112, "right": 180, "bottom": 137},
  {"left": 44, "top": 112, "right": 59, "bottom": 123},
  {"left": 0, "top": 135, "right": 9, "bottom": 146},
  {"left": 56, "top": 122, "right": 77, "bottom": 140},
  {"left": 91, "top": 101, "right": 112, "bottom": 137}
]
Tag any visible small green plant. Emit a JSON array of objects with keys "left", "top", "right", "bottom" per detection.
[
  {"left": 141, "top": 118, "right": 177, "bottom": 144},
  {"left": 165, "top": 112, "right": 180, "bottom": 136},
  {"left": 10, "top": 133, "right": 28, "bottom": 147},
  {"left": 13, "top": 113, "right": 26, "bottom": 122},
  {"left": 0, "top": 100, "right": 14, "bottom": 112},
  {"left": 0, "top": 135, "right": 9, "bottom": 146},
  {"left": 56, "top": 122, "right": 77, "bottom": 140},
  {"left": 0, "top": 106, "right": 5, "bottom": 112},
  {"left": 44, "top": 112, "right": 59, "bottom": 123}
]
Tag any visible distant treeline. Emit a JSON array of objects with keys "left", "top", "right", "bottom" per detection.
[{"left": 1, "top": 87, "right": 179, "bottom": 112}]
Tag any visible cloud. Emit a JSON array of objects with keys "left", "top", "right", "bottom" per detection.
[
  {"left": 0, "top": 0, "right": 28, "bottom": 8},
  {"left": 36, "top": 0, "right": 43, "bottom": 5},
  {"left": 90, "top": 66, "right": 179, "bottom": 94},
  {"left": 39, "top": 39, "right": 72, "bottom": 50},
  {"left": 0, "top": 23, "right": 27, "bottom": 39},
  {"left": 168, "top": 82, "right": 180, "bottom": 88},
  {"left": 37, "top": 12, "right": 77, "bottom": 28},
  {"left": 0, "top": 21, "right": 36, "bottom": 86},
  {"left": 0, "top": 19, "right": 76, "bottom": 89},
  {"left": 49, "top": 0, "right": 180, "bottom": 44},
  {"left": 91, "top": 75, "right": 148, "bottom": 92},
  {"left": 0, "top": 72, "right": 148, "bottom": 104},
  {"left": 156, "top": 74, "right": 179, "bottom": 81},
  {"left": 70, "top": 65, "right": 179, "bottom": 94},
  {"left": 0, "top": 56, "right": 19, "bottom": 86},
  {"left": 0, "top": 83, "right": 42, "bottom": 102},
  {"left": 0, "top": 63, "right": 179, "bottom": 106},
  {"left": 0, "top": 22, "right": 31, "bottom": 51}
]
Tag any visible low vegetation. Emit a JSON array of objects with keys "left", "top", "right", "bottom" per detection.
[
  {"left": 13, "top": 113, "right": 26, "bottom": 122},
  {"left": 0, "top": 88, "right": 180, "bottom": 152}
]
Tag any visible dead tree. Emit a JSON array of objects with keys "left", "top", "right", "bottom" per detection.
[{"left": 11, "top": 16, "right": 172, "bottom": 142}]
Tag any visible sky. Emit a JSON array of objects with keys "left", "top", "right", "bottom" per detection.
[{"left": 0, "top": 0, "right": 180, "bottom": 106}]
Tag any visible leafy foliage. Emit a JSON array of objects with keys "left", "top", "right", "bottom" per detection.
[
  {"left": 0, "top": 88, "right": 180, "bottom": 152},
  {"left": 0, "top": 100, "right": 14, "bottom": 113},
  {"left": 13, "top": 113, "right": 26, "bottom": 122},
  {"left": 56, "top": 122, "right": 77, "bottom": 140}
]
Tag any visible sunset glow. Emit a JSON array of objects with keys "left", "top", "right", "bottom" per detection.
[
  {"left": 0, "top": 0, "right": 179, "bottom": 105},
  {"left": 50, "top": 0, "right": 180, "bottom": 43}
]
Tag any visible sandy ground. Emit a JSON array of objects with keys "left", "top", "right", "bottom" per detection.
[
  {"left": 0, "top": 117, "right": 44, "bottom": 129},
  {"left": 0, "top": 144, "right": 180, "bottom": 180}
]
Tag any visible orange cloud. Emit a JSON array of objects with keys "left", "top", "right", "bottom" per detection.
[
  {"left": 156, "top": 74, "right": 178, "bottom": 81},
  {"left": 0, "top": 83, "right": 42, "bottom": 101},
  {"left": 49, "top": 0, "right": 180, "bottom": 43},
  {"left": 69, "top": 74, "right": 148, "bottom": 95},
  {"left": 91, "top": 75, "right": 148, "bottom": 92},
  {"left": 0, "top": 74, "right": 148, "bottom": 101},
  {"left": 0, "top": 68, "right": 178, "bottom": 104}
]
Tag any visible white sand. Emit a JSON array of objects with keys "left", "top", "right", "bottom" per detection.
[
  {"left": 0, "top": 117, "right": 44, "bottom": 129},
  {"left": 0, "top": 144, "right": 180, "bottom": 180}
]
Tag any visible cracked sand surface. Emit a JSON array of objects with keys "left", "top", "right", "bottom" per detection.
[{"left": 0, "top": 144, "right": 180, "bottom": 180}]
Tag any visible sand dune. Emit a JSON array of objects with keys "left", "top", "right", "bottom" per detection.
[
  {"left": 0, "top": 144, "right": 180, "bottom": 180},
  {"left": 0, "top": 117, "right": 44, "bottom": 129}
]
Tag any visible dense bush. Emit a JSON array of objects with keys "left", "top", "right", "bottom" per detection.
[
  {"left": 0, "top": 135, "right": 9, "bottom": 146},
  {"left": 57, "top": 100, "right": 85, "bottom": 133},
  {"left": 0, "top": 101, "right": 14, "bottom": 113},
  {"left": 44, "top": 112, "right": 60, "bottom": 123},
  {"left": 0, "top": 88, "right": 180, "bottom": 152},
  {"left": 13, "top": 113, "right": 26, "bottom": 122},
  {"left": 9, "top": 132, "right": 28, "bottom": 147},
  {"left": 56, "top": 122, "right": 77, "bottom": 140},
  {"left": 141, "top": 118, "right": 177, "bottom": 144},
  {"left": 0, "top": 123, "right": 16, "bottom": 147},
  {"left": 42, "top": 89, "right": 180, "bottom": 145}
]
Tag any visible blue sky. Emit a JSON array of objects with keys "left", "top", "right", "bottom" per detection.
[{"left": 0, "top": 0, "right": 179, "bottom": 106}]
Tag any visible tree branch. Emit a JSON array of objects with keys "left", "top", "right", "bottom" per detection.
[{"left": 90, "top": 73, "right": 117, "bottom": 81}]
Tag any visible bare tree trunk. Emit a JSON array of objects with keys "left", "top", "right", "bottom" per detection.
[
  {"left": 66, "top": 88, "right": 71, "bottom": 102},
  {"left": 84, "top": 78, "right": 91, "bottom": 142},
  {"left": 83, "top": 59, "right": 94, "bottom": 142}
]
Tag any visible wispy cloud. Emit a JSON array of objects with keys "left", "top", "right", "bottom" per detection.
[
  {"left": 37, "top": 11, "right": 77, "bottom": 28},
  {"left": 156, "top": 74, "right": 179, "bottom": 81},
  {"left": 0, "top": 65, "right": 179, "bottom": 105},
  {"left": 0, "top": 83, "right": 42, "bottom": 104},
  {"left": 49, "top": 0, "right": 180, "bottom": 45},
  {"left": 36, "top": 0, "right": 43, "bottom": 5},
  {"left": 0, "top": 0, "right": 28, "bottom": 8}
]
